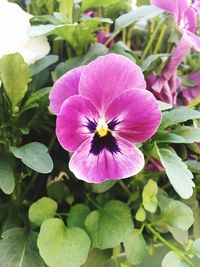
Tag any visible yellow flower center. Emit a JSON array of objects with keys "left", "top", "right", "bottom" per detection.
[{"left": 96, "top": 119, "right": 109, "bottom": 137}]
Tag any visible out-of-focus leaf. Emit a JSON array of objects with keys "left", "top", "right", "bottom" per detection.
[
  {"left": 0, "top": 53, "right": 30, "bottom": 111},
  {"left": 114, "top": 6, "right": 163, "bottom": 32},
  {"left": 38, "top": 218, "right": 91, "bottom": 267},
  {"left": 29, "top": 197, "right": 57, "bottom": 226},
  {"left": 158, "top": 148, "right": 194, "bottom": 199},
  {"left": 84, "top": 200, "right": 133, "bottom": 249},
  {"left": 11, "top": 142, "right": 53, "bottom": 174},
  {"left": 124, "top": 229, "right": 147, "bottom": 265}
]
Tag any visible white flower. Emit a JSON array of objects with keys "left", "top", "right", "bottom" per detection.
[{"left": 0, "top": 0, "right": 50, "bottom": 65}]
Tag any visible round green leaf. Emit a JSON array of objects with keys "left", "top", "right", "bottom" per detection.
[
  {"left": 67, "top": 204, "right": 90, "bottom": 228},
  {"left": 190, "top": 238, "right": 200, "bottom": 259},
  {"left": 11, "top": 142, "right": 53, "bottom": 174},
  {"left": 124, "top": 229, "right": 147, "bottom": 265},
  {"left": 162, "top": 251, "right": 189, "bottom": 267},
  {"left": 37, "top": 218, "right": 91, "bottom": 267},
  {"left": 84, "top": 200, "right": 133, "bottom": 249},
  {"left": 29, "top": 197, "right": 57, "bottom": 226},
  {"left": 163, "top": 201, "right": 194, "bottom": 231}
]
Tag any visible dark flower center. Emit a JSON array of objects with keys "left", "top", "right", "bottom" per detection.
[{"left": 85, "top": 117, "right": 121, "bottom": 156}]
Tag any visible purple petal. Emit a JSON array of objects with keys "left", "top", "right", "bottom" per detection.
[
  {"left": 150, "top": 0, "right": 179, "bottom": 16},
  {"left": 105, "top": 89, "right": 161, "bottom": 143},
  {"left": 49, "top": 66, "right": 85, "bottom": 115},
  {"left": 163, "top": 36, "right": 192, "bottom": 80},
  {"left": 184, "top": 30, "right": 200, "bottom": 51},
  {"left": 182, "top": 71, "right": 200, "bottom": 104},
  {"left": 69, "top": 137, "right": 144, "bottom": 183},
  {"left": 56, "top": 95, "right": 99, "bottom": 152},
  {"left": 78, "top": 54, "right": 146, "bottom": 113},
  {"left": 181, "top": 7, "right": 197, "bottom": 33}
]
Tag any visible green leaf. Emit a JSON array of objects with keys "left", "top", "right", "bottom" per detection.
[
  {"left": 162, "top": 251, "right": 189, "bottom": 267},
  {"left": 114, "top": 6, "right": 163, "bottom": 32},
  {"left": 67, "top": 204, "right": 90, "bottom": 228},
  {"left": 47, "top": 180, "right": 70, "bottom": 203},
  {"left": 58, "top": 0, "right": 73, "bottom": 21},
  {"left": 37, "top": 218, "right": 91, "bottom": 267},
  {"left": 21, "top": 87, "right": 51, "bottom": 113},
  {"left": 124, "top": 229, "right": 147, "bottom": 265},
  {"left": 158, "top": 101, "right": 173, "bottom": 111},
  {"left": 0, "top": 53, "right": 30, "bottom": 111},
  {"left": 82, "top": 248, "right": 112, "bottom": 267},
  {"left": 168, "top": 226, "right": 188, "bottom": 245},
  {"left": 29, "top": 197, "right": 57, "bottom": 226},
  {"left": 155, "top": 132, "right": 185, "bottom": 143},
  {"left": 142, "top": 179, "right": 158, "bottom": 213},
  {"left": 172, "top": 126, "right": 200, "bottom": 143},
  {"left": 30, "top": 55, "right": 58, "bottom": 76},
  {"left": 163, "top": 201, "right": 194, "bottom": 231},
  {"left": 11, "top": 142, "right": 53, "bottom": 174},
  {"left": 84, "top": 200, "right": 133, "bottom": 249},
  {"left": 135, "top": 206, "right": 146, "bottom": 222},
  {"left": 159, "top": 107, "right": 200, "bottom": 130},
  {"left": 185, "top": 160, "right": 200, "bottom": 174},
  {"left": 158, "top": 148, "right": 194, "bottom": 199},
  {"left": 141, "top": 54, "right": 169, "bottom": 72},
  {"left": 55, "top": 43, "right": 108, "bottom": 78},
  {"left": 0, "top": 157, "right": 15, "bottom": 194},
  {"left": 190, "top": 238, "right": 200, "bottom": 259},
  {"left": 30, "top": 18, "right": 112, "bottom": 55},
  {"left": 0, "top": 228, "right": 46, "bottom": 267},
  {"left": 81, "top": 0, "right": 120, "bottom": 11},
  {"left": 92, "top": 180, "right": 116, "bottom": 193}
]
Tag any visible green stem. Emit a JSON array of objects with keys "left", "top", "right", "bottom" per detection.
[
  {"left": 141, "top": 20, "right": 163, "bottom": 60},
  {"left": 122, "top": 29, "right": 126, "bottom": 44},
  {"left": 153, "top": 25, "right": 168, "bottom": 54},
  {"left": 146, "top": 224, "right": 197, "bottom": 267},
  {"left": 105, "top": 30, "right": 120, "bottom": 46}
]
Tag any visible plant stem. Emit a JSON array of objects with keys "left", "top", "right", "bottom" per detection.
[
  {"left": 105, "top": 30, "right": 120, "bottom": 46},
  {"left": 154, "top": 25, "right": 168, "bottom": 54},
  {"left": 146, "top": 224, "right": 197, "bottom": 267},
  {"left": 141, "top": 20, "right": 163, "bottom": 60}
]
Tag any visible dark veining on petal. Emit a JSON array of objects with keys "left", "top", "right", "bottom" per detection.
[
  {"left": 84, "top": 117, "right": 97, "bottom": 133},
  {"left": 107, "top": 118, "right": 121, "bottom": 130},
  {"left": 90, "top": 131, "right": 120, "bottom": 156}
]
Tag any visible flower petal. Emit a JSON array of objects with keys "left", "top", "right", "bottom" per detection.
[
  {"left": 69, "top": 137, "right": 144, "bottom": 183},
  {"left": 150, "top": 0, "right": 179, "bottom": 17},
  {"left": 182, "top": 71, "right": 200, "bottom": 104},
  {"left": 49, "top": 66, "right": 85, "bottom": 115},
  {"left": 56, "top": 95, "right": 99, "bottom": 152},
  {"left": 163, "top": 35, "right": 192, "bottom": 80},
  {"left": 79, "top": 54, "right": 146, "bottom": 113},
  {"left": 184, "top": 30, "right": 200, "bottom": 52},
  {"left": 105, "top": 89, "right": 161, "bottom": 143},
  {"left": 19, "top": 36, "right": 50, "bottom": 65}
]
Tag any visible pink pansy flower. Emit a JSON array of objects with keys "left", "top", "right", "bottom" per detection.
[
  {"left": 49, "top": 54, "right": 161, "bottom": 183},
  {"left": 182, "top": 71, "right": 200, "bottom": 104}
]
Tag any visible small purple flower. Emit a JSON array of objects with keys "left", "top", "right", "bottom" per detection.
[
  {"left": 150, "top": 0, "right": 200, "bottom": 51},
  {"left": 96, "top": 30, "right": 113, "bottom": 47},
  {"left": 49, "top": 54, "right": 161, "bottom": 183},
  {"left": 182, "top": 71, "right": 200, "bottom": 104}
]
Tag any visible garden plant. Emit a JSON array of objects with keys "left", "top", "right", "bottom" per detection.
[{"left": 1, "top": 0, "right": 200, "bottom": 266}]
